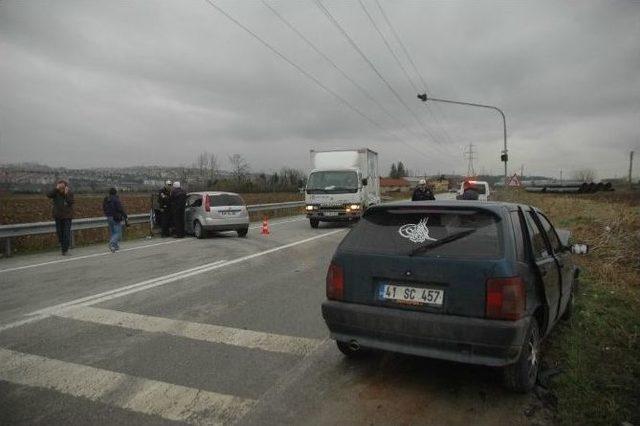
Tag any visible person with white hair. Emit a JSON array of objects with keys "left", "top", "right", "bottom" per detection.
[
  {"left": 157, "top": 180, "right": 173, "bottom": 237},
  {"left": 412, "top": 178, "right": 435, "bottom": 201},
  {"left": 170, "top": 181, "right": 187, "bottom": 238}
]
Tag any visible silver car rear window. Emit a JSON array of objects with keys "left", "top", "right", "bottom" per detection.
[{"left": 211, "top": 194, "right": 244, "bottom": 206}]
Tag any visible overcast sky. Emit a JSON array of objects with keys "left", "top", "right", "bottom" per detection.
[{"left": 0, "top": 0, "right": 638, "bottom": 179}]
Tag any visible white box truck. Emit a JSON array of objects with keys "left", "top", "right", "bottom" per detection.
[{"left": 305, "top": 148, "right": 380, "bottom": 228}]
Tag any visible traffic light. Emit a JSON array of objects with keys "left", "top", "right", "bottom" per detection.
[{"left": 501, "top": 153, "right": 508, "bottom": 162}]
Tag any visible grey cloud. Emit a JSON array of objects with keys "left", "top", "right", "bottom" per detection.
[{"left": 0, "top": 0, "right": 638, "bottom": 178}]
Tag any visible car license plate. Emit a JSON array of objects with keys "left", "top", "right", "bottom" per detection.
[
  {"left": 220, "top": 211, "right": 235, "bottom": 215},
  {"left": 379, "top": 283, "right": 444, "bottom": 306},
  {"left": 324, "top": 211, "right": 339, "bottom": 216}
]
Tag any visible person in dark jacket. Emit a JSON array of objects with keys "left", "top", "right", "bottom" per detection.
[
  {"left": 46, "top": 180, "right": 74, "bottom": 255},
  {"left": 170, "top": 181, "right": 187, "bottom": 238},
  {"left": 103, "top": 188, "right": 128, "bottom": 252},
  {"left": 158, "top": 180, "right": 172, "bottom": 237},
  {"left": 412, "top": 179, "right": 435, "bottom": 201},
  {"left": 461, "top": 180, "right": 480, "bottom": 200}
]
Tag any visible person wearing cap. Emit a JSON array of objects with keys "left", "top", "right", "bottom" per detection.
[
  {"left": 46, "top": 179, "right": 75, "bottom": 255},
  {"left": 461, "top": 180, "right": 480, "bottom": 200},
  {"left": 157, "top": 180, "right": 173, "bottom": 237},
  {"left": 170, "top": 181, "right": 187, "bottom": 238},
  {"left": 102, "top": 188, "right": 128, "bottom": 252},
  {"left": 412, "top": 178, "right": 435, "bottom": 201}
]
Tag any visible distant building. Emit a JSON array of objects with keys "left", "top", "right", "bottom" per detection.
[{"left": 380, "top": 177, "right": 411, "bottom": 193}]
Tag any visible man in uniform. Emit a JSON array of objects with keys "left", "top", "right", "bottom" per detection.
[
  {"left": 158, "top": 180, "right": 172, "bottom": 237},
  {"left": 412, "top": 179, "right": 435, "bottom": 201}
]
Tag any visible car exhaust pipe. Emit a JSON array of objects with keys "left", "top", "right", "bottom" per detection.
[{"left": 348, "top": 340, "right": 360, "bottom": 351}]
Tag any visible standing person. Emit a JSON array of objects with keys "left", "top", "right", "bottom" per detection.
[
  {"left": 158, "top": 180, "right": 172, "bottom": 237},
  {"left": 412, "top": 179, "right": 435, "bottom": 201},
  {"left": 170, "top": 181, "right": 187, "bottom": 238},
  {"left": 46, "top": 180, "right": 74, "bottom": 255},
  {"left": 102, "top": 188, "right": 128, "bottom": 252}
]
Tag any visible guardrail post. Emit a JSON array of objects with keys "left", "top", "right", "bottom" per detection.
[{"left": 4, "top": 237, "right": 10, "bottom": 258}]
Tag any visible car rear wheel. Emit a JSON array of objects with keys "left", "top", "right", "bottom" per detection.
[
  {"left": 503, "top": 320, "right": 541, "bottom": 393},
  {"left": 237, "top": 227, "right": 248, "bottom": 238},
  {"left": 310, "top": 219, "right": 319, "bottom": 229},
  {"left": 194, "top": 221, "right": 205, "bottom": 239},
  {"left": 336, "top": 340, "right": 369, "bottom": 358}
]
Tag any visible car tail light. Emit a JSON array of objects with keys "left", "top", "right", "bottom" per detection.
[
  {"left": 204, "top": 195, "right": 211, "bottom": 212},
  {"left": 326, "top": 262, "right": 344, "bottom": 301},
  {"left": 486, "top": 277, "right": 525, "bottom": 320}
]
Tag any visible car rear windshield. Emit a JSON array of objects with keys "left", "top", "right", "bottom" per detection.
[
  {"left": 211, "top": 194, "right": 244, "bottom": 207},
  {"left": 339, "top": 207, "right": 503, "bottom": 258}
]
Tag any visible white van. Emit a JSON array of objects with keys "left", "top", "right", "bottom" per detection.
[{"left": 459, "top": 180, "right": 490, "bottom": 201}]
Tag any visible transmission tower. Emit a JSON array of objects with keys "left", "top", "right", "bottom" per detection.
[{"left": 464, "top": 143, "right": 477, "bottom": 177}]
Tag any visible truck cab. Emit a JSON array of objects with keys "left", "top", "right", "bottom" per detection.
[{"left": 305, "top": 149, "right": 380, "bottom": 228}]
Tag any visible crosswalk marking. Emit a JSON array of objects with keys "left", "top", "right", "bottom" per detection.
[
  {"left": 0, "top": 347, "right": 255, "bottom": 425},
  {"left": 55, "top": 306, "right": 322, "bottom": 356}
]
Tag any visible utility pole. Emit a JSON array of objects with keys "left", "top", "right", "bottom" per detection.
[
  {"left": 418, "top": 93, "right": 508, "bottom": 185},
  {"left": 520, "top": 164, "right": 524, "bottom": 179},
  {"left": 629, "top": 151, "right": 635, "bottom": 188},
  {"left": 560, "top": 169, "right": 563, "bottom": 184},
  {"left": 464, "top": 143, "right": 477, "bottom": 177}
]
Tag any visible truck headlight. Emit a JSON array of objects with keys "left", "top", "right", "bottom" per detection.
[
  {"left": 305, "top": 205, "right": 316, "bottom": 211},
  {"left": 349, "top": 204, "right": 361, "bottom": 210}
]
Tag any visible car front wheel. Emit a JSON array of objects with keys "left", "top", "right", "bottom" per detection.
[
  {"left": 194, "top": 221, "right": 205, "bottom": 239},
  {"left": 503, "top": 320, "right": 541, "bottom": 393}
]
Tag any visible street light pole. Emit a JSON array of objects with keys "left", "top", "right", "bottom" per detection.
[{"left": 418, "top": 93, "right": 508, "bottom": 184}]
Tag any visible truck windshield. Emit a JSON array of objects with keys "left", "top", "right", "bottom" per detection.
[{"left": 306, "top": 171, "right": 358, "bottom": 194}]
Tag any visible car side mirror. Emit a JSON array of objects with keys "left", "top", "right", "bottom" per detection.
[
  {"left": 571, "top": 244, "right": 589, "bottom": 255},
  {"left": 361, "top": 178, "right": 368, "bottom": 186}
]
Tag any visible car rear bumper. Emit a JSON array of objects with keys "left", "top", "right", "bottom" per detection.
[
  {"left": 202, "top": 217, "right": 249, "bottom": 231},
  {"left": 322, "top": 301, "right": 530, "bottom": 367},
  {"left": 307, "top": 212, "right": 361, "bottom": 221}
]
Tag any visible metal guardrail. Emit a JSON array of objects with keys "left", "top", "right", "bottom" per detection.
[{"left": 0, "top": 201, "right": 305, "bottom": 256}]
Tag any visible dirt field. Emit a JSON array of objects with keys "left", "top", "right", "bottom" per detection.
[{"left": 495, "top": 188, "right": 640, "bottom": 425}]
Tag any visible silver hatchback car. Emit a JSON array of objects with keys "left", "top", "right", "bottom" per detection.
[{"left": 184, "top": 192, "right": 250, "bottom": 238}]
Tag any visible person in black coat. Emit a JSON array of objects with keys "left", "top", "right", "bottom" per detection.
[
  {"left": 170, "top": 181, "right": 187, "bottom": 238},
  {"left": 103, "top": 188, "right": 128, "bottom": 252},
  {"left": 158, "top": 180, "right": 173, "bottom": 237},
  {"left": 412, "top": 179, "right": 435, "bottom": 201}
]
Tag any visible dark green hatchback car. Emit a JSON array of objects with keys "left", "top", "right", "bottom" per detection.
[{"left": 322, "top": 201, "right": 588, "bottom": 392}]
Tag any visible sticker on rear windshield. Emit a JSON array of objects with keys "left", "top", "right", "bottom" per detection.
[{"left": 398, "top": 218, "right": 438, "bottom": 243}]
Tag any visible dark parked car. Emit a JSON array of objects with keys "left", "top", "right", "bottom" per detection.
[{"left": 322, "top": 201, "right": 588, "bottom": 392}]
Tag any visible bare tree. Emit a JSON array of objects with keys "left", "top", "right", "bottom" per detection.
[
  {"left": 208, "top": 153, "right": 219, "bottom": 180},
  {"left": 228, "top": 154, "right": 250, "bottom": 183},
  {"left": 573, "top": 168, "right": 597, "bottom": 182},
  {"left": 196, "top": 152, "right": 208, "bottom": 177}
]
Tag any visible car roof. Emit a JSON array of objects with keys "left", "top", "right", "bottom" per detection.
[{"left": 372, "top": 200, "right": 527, "bottom": 213}]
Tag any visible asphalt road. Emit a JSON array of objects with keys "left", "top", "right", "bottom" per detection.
[{"left": 0, "top": 206, "right": 544, "bottom": 425}]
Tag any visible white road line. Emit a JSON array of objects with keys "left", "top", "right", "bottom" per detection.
[
  {"left": 0, "top": 216, "right": 306, "bottom": 274},
  {"left": 0, "top": 239, "right": 189, "bottom": 274},
  {"left": 0, "top": 229, "right": 345, "bottom": 332},
  {"left": 56, "top": 306, "right": 321, "bottom": 356},
  {"left": 0, "top": 347, "right": 254, "bottom": 425}
]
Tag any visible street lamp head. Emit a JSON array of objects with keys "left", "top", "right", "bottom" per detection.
[{"left": 417, "top": 93, "right": 427, "bottom": 102}]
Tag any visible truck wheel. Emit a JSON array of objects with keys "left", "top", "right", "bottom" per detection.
[
  {"left": 503, "top": 320, "right": 541, "bottom": 393},
  {"left": 310, "top": 219, "right": 319, "bottom": 229},
  {"left": 194, "top": 221, "right": 205, "bottom": 239},
  {"left": 336, "top": 340, "right": 368, "bottom": 359}
]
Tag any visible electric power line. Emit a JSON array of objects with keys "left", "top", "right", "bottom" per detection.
[
  {"left": 373, "top": 0, "right": 460, "bottom": 148},
  {"left": 313, "top": 0, "right": 446, "bottom": 150},
  {"left": 202, "top": 0, "right": 438, "bottom": 162}
]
